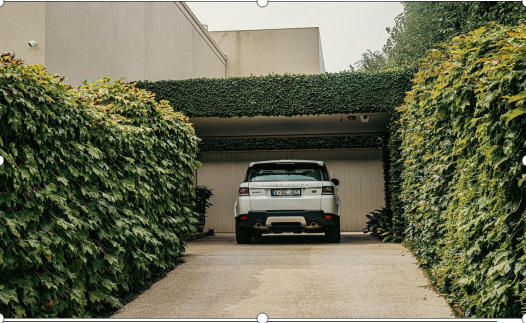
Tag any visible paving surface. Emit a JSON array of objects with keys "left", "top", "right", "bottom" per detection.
[{"left": 112, "top": 233, "right": 453, "bottom": 318}]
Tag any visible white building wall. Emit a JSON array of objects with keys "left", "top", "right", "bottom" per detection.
[
  {"left": 0, "top": 2, "right": 226, "bottom": 84},
  {"left": 209, "top": 27, "right": 325, "bottom": 77},
  {"left": 0, "top": 2, "right": 47, "bottom": 65}
]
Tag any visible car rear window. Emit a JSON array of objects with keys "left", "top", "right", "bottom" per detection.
[{"left": 247, "top": 163, "right": 328, "bottom": 182}]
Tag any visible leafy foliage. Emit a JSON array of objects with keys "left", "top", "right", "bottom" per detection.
[
  {"left": 0, "top": 57, "right": 200, "bottom": 317},
  {"left": 352, "top": 50, "right": 388, "bottom": 72},
  {"left": 135, "top": 71, "right": 413, "bottom": 117},
  {"left": 384, "top": 110, "right": 406, "bottom": 242},
  {"left": 193, "top": 186, "right": 213, "bottom": 214},
  {"left": 371, "top": 119, "right": 406, "bottom": 244},
  {"left": 199, "top": 136, "right": 383, "bottom": 152},
  {"left": 384, "top": 2, "right": 526, "bottom": 67},
  {"left": 363, "top": 207, "right": 397, "bottom": 242},
  {"left": 399, "top": 24, "right": 526, "bottom": 317}
]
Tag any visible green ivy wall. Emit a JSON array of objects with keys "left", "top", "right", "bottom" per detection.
[
  {"left": 135, "top": 71, "right": 413, "bottom": 118},
  {"left": 197, "top": 136, "right": 384, "bottom": 152},
  {"left": 399, "top": 24, "right": 526, "bottom": 317},
  {"left": 0, "top": 58, "right": 200, "bottom": 317}
]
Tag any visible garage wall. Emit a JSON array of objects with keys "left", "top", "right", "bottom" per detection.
[{"left": 196, "top": 149, "right": 385, "bottom": 232}]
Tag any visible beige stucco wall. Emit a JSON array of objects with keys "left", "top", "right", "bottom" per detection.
[
  {"left": 319, "top": 35, "right": 325, "bottom": 73},
  {"left": 210, "top": 27, "right": 325, "bottom": 77},
  {"left": 0, "top": 2, "right": 46, "bottom": 65},
  {"left": 0, "top": 2, "right": 226, "bottom": 84}
]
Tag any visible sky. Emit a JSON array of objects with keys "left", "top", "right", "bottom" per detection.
[{"left": 187, "top": 2, "right": 404, "bottom": 73}]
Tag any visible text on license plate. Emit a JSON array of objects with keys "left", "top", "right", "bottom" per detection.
[{"left": 271, "top": 189, "right": 301, "bottom": 196}]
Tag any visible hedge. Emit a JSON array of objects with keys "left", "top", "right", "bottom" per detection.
[
  {"left": 399, "top": 23, "right": 526, "bottom": 317},
  {"left": 0, "top": 57, "right": 200, "bottom": 317},
  {"left": 135, "top": 70, "right": 413, "bottom": 118},
  {"left": 198, "top": 135, "right": 383, "bottom": 152}
]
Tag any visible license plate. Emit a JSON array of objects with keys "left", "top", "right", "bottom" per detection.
[{"left": 271, "top": 189, "right": 301, "bottom": 196}]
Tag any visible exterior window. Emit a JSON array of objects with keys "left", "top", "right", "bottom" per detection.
[{"left": 247, "top": 163, "right": 328, "bottom": 182}]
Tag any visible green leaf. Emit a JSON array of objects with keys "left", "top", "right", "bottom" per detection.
[
  {"left": 0, "top": 286, "right": 19, "bottom": 304},
  {"left": 89, "top": 290, "right": 105, "bottom": 303},
  {"left": 504, "top": 91, "right": 526, "bottom": 103},
  {"left": 70, "top": 287, "right": 84, "bottom": 302},
  {"left": 501, "top": 105, "right": 526, "bottom": 123},
  {"left": 485, "top": 145, "right": 499, "bottom": 157},
  {"left": 68, "top": 165, "right": 80, "bottom": 177},
  {"left": 14, "top": 305, "right": 26, "bottom": 317},
  {"left": 101, "top": 279, "right": 116, "bottom": 291},
  {"left": 56, "top": 177, "right": 69, "bottom": 186},
  {"left": 104, "top": 253, "right": 118, "bottom": 265},
  {"left": 44, "top": 183, "right": 57, "bottom": 193}
]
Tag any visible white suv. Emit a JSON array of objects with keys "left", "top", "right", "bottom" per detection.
[{"left": 234, "top": 160, "right": 341, "bottom": 244}]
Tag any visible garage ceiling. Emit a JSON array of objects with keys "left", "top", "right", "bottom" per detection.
[{"left": 192, "top": 113, "right": 389, "bottom": 139}]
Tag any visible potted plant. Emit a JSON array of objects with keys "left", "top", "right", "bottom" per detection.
[{"left": 193, "top": 185, "right": 213, "bottom": 233}]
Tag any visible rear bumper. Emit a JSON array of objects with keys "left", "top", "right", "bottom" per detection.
[{"left": 236, "top": 210, "right": 339, "bottom": 233}]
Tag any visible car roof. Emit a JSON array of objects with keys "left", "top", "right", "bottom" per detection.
[{"left": 249, "top": 160, "right": 324, "bottom": 167}]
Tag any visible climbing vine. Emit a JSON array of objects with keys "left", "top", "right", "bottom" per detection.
[
  {"left": 399, "top": 23, "right": 526, "bottom": 317},
  {"left": 135, "top": 70, "right": 413, "bottom": 117},
  {"left": 198, "top": 136, "right": 383, "bottom": 152},
  {"left": 0, "top": 57, "right": 200, "bottom": 317}
]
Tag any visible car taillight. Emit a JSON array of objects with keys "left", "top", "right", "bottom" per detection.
[
  {"left": 239, "top": 187, "right": 250, "bottom": 196},
  {"left": 240, "top": 215, "right": 248, "bottom": 220},
  {"left": 322, "top": 186, "right": 334, "bottom": 195},
  {"left": 325, "top": 214, "right": 333, "bottom": 219}
]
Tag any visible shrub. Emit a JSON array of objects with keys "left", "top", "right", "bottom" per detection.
[
  {"left": 399, "top": 23, "right": 526, "bottom": 317},
  {"left": 0, "top": 56, "right": 200, "bottom": 317},
  {"left": 135, "top": 70, "right": 413, "bottom": 118},
  {"left": 194, "top": 186, "right": 213, "bottom": 214},
  {"left": 363, "top": 207, "right": 397, "bottom": 242},
  {"left": 383, "top": 2, "right": 526, "bottom": 68},
  {"left": 198, "top": 136, "right": 383, "bottom": 152}
]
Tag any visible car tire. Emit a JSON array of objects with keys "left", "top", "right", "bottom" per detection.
[
  {"left": 236, "top": 227, "right": 252, "bottom": 244},
  {"left": 325, "top": 222, "right": 341, "bottom": 243},
  {"left": 252, "top": 232, "right": 263, "bottom": 238}
]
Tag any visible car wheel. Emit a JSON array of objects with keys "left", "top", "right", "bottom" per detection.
[
  {"left": 325, "top": 222, "right": 341, "bottom": 243},
  {"left": 236, "top": 227, "right": 252, "bottom": 244}
]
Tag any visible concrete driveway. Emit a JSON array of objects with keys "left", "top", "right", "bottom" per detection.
[{"left": 112, "top": 233, "right": 453, "bottom": 318}]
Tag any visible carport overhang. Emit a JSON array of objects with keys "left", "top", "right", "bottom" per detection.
[
  {"left": 191, "top": 113, "right": 389, "bottom": 139},
  {"left": 135, "top": 71, "right": 413, "bottom": 235}
]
